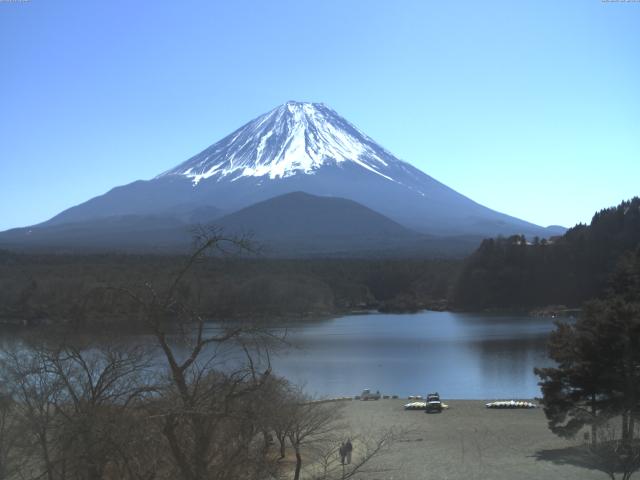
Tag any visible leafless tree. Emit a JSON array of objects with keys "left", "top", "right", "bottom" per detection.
[
  {"left": 0, "top": 390, "right": 20, "bottom": 480},
  {"left": 114, "top": 228, "right": 282, "bottom": 480},
  {"left": 1, "top": 338, "right": 156, "bottom": 480},
  {"left": 587, "top": 422, "right": 640, "bottom": 480},
  {"left": 0, "top": 228, "right": 398, "bottom": 480},
  {"left": 310, "top": 428, "right": 400, "bottom": 480},
  {"left": 45, "top": 341, "right": 155, "bottom": 480},
  {"left": 1, "top": 343, "right": 63, "bottom": 480},
  {"left": 284, "top": 395, "right": 344, "bottom": 480},
  {"left": 264, "top": 377, "right": 296, "bottom": 460}
]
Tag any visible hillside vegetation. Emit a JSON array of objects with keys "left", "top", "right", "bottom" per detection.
[
  {"left": 453, "top": 197, "right": 640, "bottom": 310},
  {"left": 0, "top": 253, "right": 458, "bottom": 328}
]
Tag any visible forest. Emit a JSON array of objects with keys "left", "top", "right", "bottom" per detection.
[
  {"left": 0, "top": 250, "right": 459, "bottom": 329},
  {"left": 453, "top": 197, "right": 640, "bottom": 311},
  {"left": 1, "top": 197, "right": 639, "bottom": 330}
]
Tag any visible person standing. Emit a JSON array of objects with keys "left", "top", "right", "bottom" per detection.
[
  {"left": 345, "top": 439, "right": 353, "bottom": 464},
  {"left": 339, "top": 442, "right": 346, "bottom": 465}
]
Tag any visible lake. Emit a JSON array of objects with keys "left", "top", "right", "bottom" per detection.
[
  {"left": 0, "top": 311, "right": 559, "bottom": 400},
  {"left": 266, "top": 311, "right": 557, "bottom": 400}
]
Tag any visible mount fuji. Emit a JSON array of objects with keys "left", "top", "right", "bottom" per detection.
[{"left": 0, "top": 101, "right": 563, "bottom": 254}]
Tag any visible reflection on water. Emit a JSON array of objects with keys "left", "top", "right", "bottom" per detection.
[
  {"left": 0, "top": 311, "right": 557, "bottom": 400},
  {"left": 269, "top": 311, "right": 555, "bottom": 399}
]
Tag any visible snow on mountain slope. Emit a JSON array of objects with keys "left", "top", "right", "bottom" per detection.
[
  {"left": 158, "top": 101, "right": 401, "bottom": 185},
  {"left": 27, "top": 100, "right": 563, "bottom": 240}
]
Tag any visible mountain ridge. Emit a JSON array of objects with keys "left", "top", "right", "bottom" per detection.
[
  {"left": 0, "top": 192, "right": 483, "bottom": 257},
  {"left": 4, "top": 101, "right": 565, "bottom": 252}
]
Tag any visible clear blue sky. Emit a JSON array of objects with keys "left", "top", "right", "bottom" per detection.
[{"left": 1, "top": 0, "right": 638, "bottom": 231}]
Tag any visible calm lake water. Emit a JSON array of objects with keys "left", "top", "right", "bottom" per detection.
[
  {"left": 267, "top": 311, "right": 557, "bottom": 400},
  {"left": 1, "top": 311, "right": 558, "bottom": 400}
]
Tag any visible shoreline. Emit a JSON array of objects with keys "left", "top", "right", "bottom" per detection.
[
  {"left": 318, "top": 396, "right": 541, "bottom": 402},
  {"left": 332, "top": 399, "right": 603, "bottom": 480},
  {"left": 0, "top": 303, "right": 581, "bottom": 332}
]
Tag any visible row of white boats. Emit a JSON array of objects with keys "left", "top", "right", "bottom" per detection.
[
  {"left": 485, "top": 400, "right": 537, "bottom": 409},
  {"left": 403, "top": 400, "right": 538, "bottom": 410}
]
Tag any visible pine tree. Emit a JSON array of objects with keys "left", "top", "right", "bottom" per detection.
[{"left": 535, "top": 248, "right": 640, "bottom": 446}]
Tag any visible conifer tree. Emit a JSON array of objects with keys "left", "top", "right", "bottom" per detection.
[{"left": 535, "top": 248, "right": 640, "bottom": 447}]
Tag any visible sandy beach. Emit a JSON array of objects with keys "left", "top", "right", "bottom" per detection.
[{"left": 333, "top": 399, "right": 606, "bottom": 480}]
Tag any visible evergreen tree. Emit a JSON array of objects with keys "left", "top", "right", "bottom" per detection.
[
  {"left": 455, "top": 197, "right": 640, "bottom": 310},
  {"left": 534, "top": 313, "right": 613, "bottom": 444},
  {"left": 535, "top": 249, "right": 640, "bottom": 446}
]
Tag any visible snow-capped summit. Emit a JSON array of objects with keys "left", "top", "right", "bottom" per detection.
[
  {"left": 28, "top": 101, "right": 564, "bottom": 241},
  {"left": 159, "top": 101, "right": 401, "bottom": 184}
]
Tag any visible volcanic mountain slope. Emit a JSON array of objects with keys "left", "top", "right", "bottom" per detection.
[
  {"left": 216, "top": 192, "right": 422, "bottom": 256},
  {"left": 1, "top": 101, "right": 564, "bottom": 254},
  {"left": 214, "top": 192, "right": 485, "bottom": 256},
  {"left": 0, "top": 192, "right": 480, "bottom": 256},
  {"left": 36, "top": 101, "right": 562, "bottom": 237},
  {"left": 218, "top": 192, "right": 415, "bottom": 239}
]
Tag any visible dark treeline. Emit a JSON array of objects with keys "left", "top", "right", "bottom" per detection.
[
  {"left": 4, "top": 197, "right": 639, "bottom": 325},
  {"left": 454, "top": 197, "right": 640, "bottom": 310},
  {"left": 0, "top": 251, "right": 460, "bottom": 328},
  {"left": 0, "top": 234, "right": 397, "bottom": 480}
]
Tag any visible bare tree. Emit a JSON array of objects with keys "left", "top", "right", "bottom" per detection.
[
  {"left": 45, "top": 341, "right": 155, "bottom": 480},
  {"left": 279, "top": 394, "right": 401, "bottom": 480},
  {"left": 264, "top": 377, "right": 296, "bottom": 460},
  {"left": 0, "top": 390, "right": 20, "bottom": 480},
  {"left": 1, "top": 338, "right": 156, "bottom": 480},
  {"left": 310, "top": 428, "right": 400, "bottom": 480},
  {"left": 0, "top": 227, "right": 400, "bottom": 480},
  {"left": 115, "top": 228, "right": 281, "bottom": 480},
  {"left": 587, "top": 422, "right": 640, "bottom": 480},
  {"left": 1, "top": 343, "right": 63, "bottom": 480},
  {"left": 285, "top": 396, "right": 343, "bottom": 480}
]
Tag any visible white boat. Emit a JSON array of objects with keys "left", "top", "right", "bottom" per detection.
[
  {"left": 485, "top": 400, "right": 537, "bottom": 409},
  {"left": 404, "top": 401, "right": 426, "bottom": 410},
  {"left": 404, "top": 400, "right": 450, "bottom": 410}
]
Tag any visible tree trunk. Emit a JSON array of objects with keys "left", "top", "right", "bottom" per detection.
[
  {"left": 622, "top": 412, "right": 630, "bottom": 446},
  {"left": 87, "top": 464, "right": 101, "bottom": 480},
  {"left": 279, "top": 436, "right": 286, "bottom": 459},
  {"left": 163, "top": 417, "right": 195, "bottom": 480},
  {"left": 591, "top": 393, "right": 598, "bottom": 446},
  {"left": 293, "top": 446, "right": 302, "bottom": 480},
  {"left": 191, "top": 418, "right": 211, "bottom": 480},
  {"left": 38, "top": 429, "right": 56, "bottom": 480}
]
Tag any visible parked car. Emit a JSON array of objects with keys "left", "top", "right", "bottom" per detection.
[
  {"left": 425, "top": 392, "right": 443, "bottom": 413},
  {"left": 360, "top": 389, "right": 381, "bottom": 400}
]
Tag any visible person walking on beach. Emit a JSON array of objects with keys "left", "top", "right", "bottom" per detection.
[{"left": 345, "top": 439, "right": 353, "bottom": 464}]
